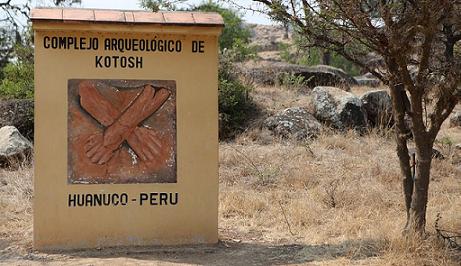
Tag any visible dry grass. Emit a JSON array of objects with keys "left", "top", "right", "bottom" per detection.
[
  {"left": 217, "top": 85, "right": 461, "bottom": 265},
  {"left": 251, "top": 85, "right": 312, "bottom": 115},
  {"left": 350, "top": 85, "right": 389, "bottom": 96},
  {"left": 221, "top": 128, "right": 460, "bottom": 265},
  {"left": 0, "top": 166, "right": 33, "bottom": 257}
]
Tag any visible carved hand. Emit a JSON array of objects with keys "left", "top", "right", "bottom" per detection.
[{"left": 79, "top": 82, "right": 170, "bottom": 164}]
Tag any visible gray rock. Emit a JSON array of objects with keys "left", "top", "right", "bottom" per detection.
[
  {"left": 0, "top": 126, "right": 33, "bottom": 168},
  {"left": 449, "top": 111, "right": 461, "bottom": 127},
  {"left": 311, "top": 86, "right": 367, "bottom": 130},
  {"left": 0, "top": 99, "right": 34, "bottom": 140},
  {"left": 238, "top": 61, "right": 356, "bottom": 90},
  {"left": 360, "top": 90, "right": 393, "bottom": 127},
  {"left": 264, "top": 107, "right": 322, "bottom": 140}
]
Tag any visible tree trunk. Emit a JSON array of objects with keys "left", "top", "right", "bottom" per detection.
[
  {"left": 389, "top": 83, "right": 414, "bottom": 231},
  {"left": 283, "top": 23, "right": 289, "bottom": 39},
  {"left": 322, "top": 51, "right": 331, "bottom": 65},
  {"left": 391, "top": 84, "right": 413, "bottom": 231},
  {"left": 407, "top": 141, "right": 433, "bottom": 234}
]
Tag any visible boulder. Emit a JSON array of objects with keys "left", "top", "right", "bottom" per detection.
[
  {"left": 0, "top": 126, "right": 33, "bottom": 168},
  {"left": 264, "top": 107, "right": 322, "bottom": 140},
  {"left": 311, "top": 86, "right": 367, "bottom": 130},
  {"left": 0, "top": 99, "right": 34, "bottom": 140},
  {"left": 238, "top": 61, "right": 356, "bottom": 90},
  {"left": 360, "top": 90, "right": 393, "bottom": 127},
  {"left": 449, "top": 111, "right": 461, "bottom": 127}
]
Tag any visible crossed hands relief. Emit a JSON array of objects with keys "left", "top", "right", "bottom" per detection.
[{"left": 78, "top": 81, "right": 170, "bottom": 165}]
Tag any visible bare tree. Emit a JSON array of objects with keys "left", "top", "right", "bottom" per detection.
[
  {"left": 0, "top": 0, "right": 80, "bottom": 68},
  {"left": 241, "top": 0, "right": 461, "bottom": 235},
  {"left": 0, "top": 0, "right": 30, "bottom": 75}
]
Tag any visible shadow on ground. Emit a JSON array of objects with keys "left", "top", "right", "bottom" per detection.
[{"left": 1, "top": 239, "right": 384, "bottom": 265}]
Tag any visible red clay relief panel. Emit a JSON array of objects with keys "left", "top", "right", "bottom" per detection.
[{"left": 68, "top": 79, "right": 176, "bottom": 184}]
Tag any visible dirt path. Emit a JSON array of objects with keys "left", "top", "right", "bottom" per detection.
[{"left": 0, "top": 238, "right": 382, "bottom": 265}]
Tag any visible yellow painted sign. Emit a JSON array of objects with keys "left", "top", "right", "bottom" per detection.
[{"left": 32, "top": 8, "right": 222, "bottom": 250}]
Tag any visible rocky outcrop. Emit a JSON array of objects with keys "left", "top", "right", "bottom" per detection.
[
  {"left": 449, "top": 111, "right": 461, "bottom": 127},
  {"left": 248, "top": 24, "right": 291, "bottom": 52},
  {"left": 311, "top": 86, "right": 367, "bottom": 130},
  {"left": 0, "top": 126, "right": 33, "bottom": 168},
  {"left": 238, "top": 61, "right": 356, "bottom": 90},
  {"left": 263, "top": 107, "right": 322, "bottom": 140},
  {"left": 360, "top": 90, "right": 393, "bottom": 127},
  {"left": 0, "top": 99, "right": 34, "bottom": 140}
]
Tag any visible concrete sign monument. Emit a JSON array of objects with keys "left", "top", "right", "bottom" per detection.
[{"left": 32, "top": 8, "right": 223, "bottom": 250}]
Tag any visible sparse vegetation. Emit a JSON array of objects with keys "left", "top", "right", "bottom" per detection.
[
  {"left": 251, "top": 0, "right": 461, "bottom": 236},
  {"left": 277, "top": 72, "right": 308, "bottom": 89},
  {"left": 278, "top": 38, "right": 361, "bottom": 76}
]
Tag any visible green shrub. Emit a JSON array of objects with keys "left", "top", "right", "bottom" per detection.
[
  {"left": 0, "top": 61, "right": 33, "bottom": 99},
  {"left": 218, "top": 51, "right": 255, "bottom": 139},
  {"left": 277, "top": 72, "right": 308, "bottom": 89},
  {"left": 0, "top": 28, "right": 34, "bottom": 99},
  {"left": 227, "top": 38, "right": 257, "bottom": 62},
  {"left": 278, "top": 42, "right": 296, "bottom": 64}
]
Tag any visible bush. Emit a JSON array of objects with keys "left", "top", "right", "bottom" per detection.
[
  {"left": 225, "top": 38, "right": 257, "bottom": 62},
  {"left": 277, "top": 72, "right": 308, "bottom": 89},
  {"left": 0, "top": 61, "right": 33, "bottom": 99},
  {"left": 218, "top": 51, "right": 255, "bottom": 139},
  {"left": 0, "top": 28, "right": 34, "bottom": 99}
]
